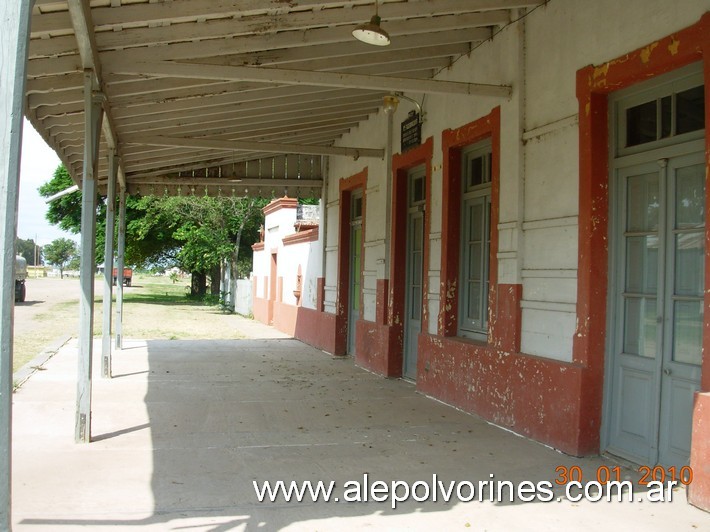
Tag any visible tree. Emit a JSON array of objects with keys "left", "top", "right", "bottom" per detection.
[
  {"left": 16, "top": 237, "right": 41, "bottom": 266},
  {"left": 43, "top": 238, "right": 77, "bottom": 279},
  {"left": 39, "top": 164, "right": 270, "bottom": 300},
  {"left": 38, "top": 165, "right": 84, "bottom": 233},
  {"left": 38, "top": 165, "right": 180, "bottom": 268},
  {"left": 132, "top": 194, "right": 267, "bottom": 298}
]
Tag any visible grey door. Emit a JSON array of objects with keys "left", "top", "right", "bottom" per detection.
[
  {"left": 607, "top": 151, "right": 704, "bottom": 467},
  {"left": 403, "top": 167, "right": 425, "bottom": 380},
  {"left": 347, "top": 192, "right": 363, "bottom": 356}
]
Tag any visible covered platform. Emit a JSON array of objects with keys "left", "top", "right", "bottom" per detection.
[{"left": 11, "top": 319, "right": 708, "bottom": 531}]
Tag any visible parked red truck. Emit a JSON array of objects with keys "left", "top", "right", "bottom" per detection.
[{"left": 112, "top": 267, "right": 133, "bottom": 286}]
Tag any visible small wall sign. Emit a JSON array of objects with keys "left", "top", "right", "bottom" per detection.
[{"left": 401, "top": 110, "right": 421, "bottom": 152}]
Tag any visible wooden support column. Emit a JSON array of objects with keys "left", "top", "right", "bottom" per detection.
[
  {"left": 75, "top": 70, "right": 103, "bottom": 443},
  {"left": 0, "top": 1, "right": 33, "bottom": 526},
  {"left": 101, "top": 149, "right": 117, "bottom": 378},
  {"left": 115, "top": 183, "right": 126, "bottom": 350}
]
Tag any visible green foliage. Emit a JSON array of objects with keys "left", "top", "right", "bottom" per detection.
[
  {"left": 43, "top": 237, "right": 77, "bottom": 278},
  {"left": 299, "top": 197, "right": 320, "bottom": 206},
  {"left": 67, "top": 254, "right": 81, "bottom": 271},
  {"left": 123, "top": 195, "right": 181, "bottom": 268},
  {"left": 133, "top": 194, "right": 267, "bottom": 275},
  {"left": 16, "top": 237, "right": 40, "bottom": 265},
  {"left": 39, "top": 164, "right": 268, "bottom": 279},
  {"left": 38, "top": 166, "right": 83, "bottom": 233},
  {"left": 37, "top": 165, "right": 111, "bottom": 264}
]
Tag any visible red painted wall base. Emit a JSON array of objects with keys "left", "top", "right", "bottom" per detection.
[
  {"left": 252, "top": 295, "right": 270, "bottom": 325},
  {"left": 252, "top": 276, "right": 342, "bottom": 355},
  {"left": 416, "top": 333, "right": 595, "bottom": 456},
  {"left": 273, "top": 300, "right": 297, "bottom": 334},
  {"left": 689, "top": 392, "right": 710, "bottom": 512},
  {"left": 294, "top": 305, "right": 339, "bottom": 354},
  {"left": 354, "top": 319, "right": 402, "bottom": 377}
]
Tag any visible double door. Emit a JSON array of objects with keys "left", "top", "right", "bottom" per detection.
[{"left": 607, "top": 150, "right": 704, "bottom": 467}]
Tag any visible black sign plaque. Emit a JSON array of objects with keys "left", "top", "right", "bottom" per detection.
[{"left": 400, "top": 111, "right": 421, "bottom": 152}]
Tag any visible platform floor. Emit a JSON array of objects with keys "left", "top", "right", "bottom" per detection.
[{"left": 11, "top": 318, "right": 710, "bottom": 531}]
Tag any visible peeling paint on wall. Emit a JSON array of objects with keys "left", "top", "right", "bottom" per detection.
[{"left": 640, "top": 41, "right": 659, "bottom": 64}]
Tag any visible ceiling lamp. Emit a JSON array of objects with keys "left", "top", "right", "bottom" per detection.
[
  {"left": 382, "top": 95, "right": 399, "bottom": 114},
  {"left": 352, "top": 1, "right": 390, "bottom": 46}
]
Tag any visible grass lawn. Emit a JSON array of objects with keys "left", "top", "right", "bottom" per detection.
[{"left": 12, "top": 273, "right": 243, "bottom": 372}]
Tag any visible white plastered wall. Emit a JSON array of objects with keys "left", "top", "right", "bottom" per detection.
[
  {"left": 279, "top": 233, "right": 323, "bottom": 311},
  {"left": 322, "top": 0, "right": 710, "bottom": 362},
  {"left": 253, "top": 202, "right": 323, "bottom": 310}
]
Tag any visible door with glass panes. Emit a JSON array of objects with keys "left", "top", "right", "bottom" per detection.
[
  {"left": 402, "top": 166, "right": 426, "bottom": 380},
  {"left": 347, "top": 191, "right": 363, "bottom": 356},
  {"left": 606, "top": 65, "right": 705, "bottom": 467}
]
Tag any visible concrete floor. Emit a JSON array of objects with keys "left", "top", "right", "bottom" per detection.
[{"left": 11, "top": 318, "right": 710, "bottom": 531}]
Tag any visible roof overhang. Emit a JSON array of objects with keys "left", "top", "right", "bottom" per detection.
[{"left": 25, "top": 0, "right": 538, "bottom": 197}]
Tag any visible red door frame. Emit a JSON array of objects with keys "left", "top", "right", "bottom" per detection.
[
  {"left": 575, "top": 13, "right": 710, "bottom": 509},
  {"left": 336, "top": 168, "right": 367, "bottom": 356}
]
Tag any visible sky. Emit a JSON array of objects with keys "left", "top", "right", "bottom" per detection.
[{"left": 17, "top": 119, "right": 78, "bottom": 246}]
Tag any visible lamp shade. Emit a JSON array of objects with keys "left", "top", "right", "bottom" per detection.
[{"left": 352, "top": 15, "right": 390, "bottom": 46}]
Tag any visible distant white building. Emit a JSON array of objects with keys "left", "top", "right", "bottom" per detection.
[{"left": 252, "top": 197, "right": 323, "bottom": 342}]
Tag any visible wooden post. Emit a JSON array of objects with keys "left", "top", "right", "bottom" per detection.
[
  {"left": 75, "top": 70, "right": 103, "bottom": 443},
  {"left": 0, "top": 0, "right": 33, "bottom": 528},
  {"left": 101, "top": 149, "right": 117, "bottom": 378},
  {"left": 115, "top": 183, "right": 126, "bottom": 350}
]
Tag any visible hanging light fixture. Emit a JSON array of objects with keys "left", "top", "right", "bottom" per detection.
[
  {"left": 352, "top": 1, "right": 390, "bottom": 46},
  {"left": 382, "top": 94, "right": 399, "bottom": 115}
]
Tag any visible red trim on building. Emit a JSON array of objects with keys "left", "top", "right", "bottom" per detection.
[
  {"left": 251, "top": 242, "right": 265, "bottom": 251},
  {"left": 252, "top": 276, "right": 269, "bottom": 324},
  {"left": 294, "top": 277, "right": 338, "bottom": 353},
  {"left": 492, "top": 283, "right": 523, "bottom": 353},
  {"left": 354, "top": 139, "right": 434, "bottom": 377},
  {"left": 336, "top": 168, "right": 367, "bottom": 357},
  {"left": 391, "top": 138, "right": 434, "bottom": 331},
  {"left": 295, "top": 221, "right": 319, "bottom": 232},
  {"left": 263, "top": 196, "right": 298, "bottom": 216},
  {"left": 316, "top": 277, "right": 325, "bottom": 312},
  {"left": 421, "top": 107, "right": 596, "bottom": 454},
  {"left": 283, "top": 227, "right": 319, "bottom": 246},
  {"left": 419, "top": 16, "right": 710, "bottom": 460},
  {"left": 575, "top": 13, "right": 710, "bottom": 504},
  {"left": 418, "top": 333, "right": 588, "bottom": 450},
  {"left": 689, "top": 392, "right": 710, "bottom": 511},
  {"left": 376, "top": 279, "right": 388, "bottom": 325},
  {"left": 295, "top": 306, "right": 338, "bottom": 353},
  {"left": 438, "top": 107, "right": 503, "bottom": 338},
  {"left": 273, "top": 299, "right": 297, "bottom": 334}
]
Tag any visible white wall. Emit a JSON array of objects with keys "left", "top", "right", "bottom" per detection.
[
  {"left": 279, "top": 234, "right": 322, "bottom": 310},
  {"left": 252, "top": 201, "right": 323, "bottom": 310},
  {"left": 234, "top": 278, "right": 252, "bottom": 316},
  {"left": 321, "top": 0, "right": 710, "bottom": 362}
]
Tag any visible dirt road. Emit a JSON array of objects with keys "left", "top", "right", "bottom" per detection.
[
  {"left": 13, "top": 277, "right": 83, "bottom": 335},
  {"left": 12, "top": 276, "right": 86, "bottom": 371}
]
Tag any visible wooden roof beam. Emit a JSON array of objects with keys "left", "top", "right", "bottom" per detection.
[
  {"left": 110, "top": 61, "right": 512, "bottom": 98},
  {"left": 126, "top": 135, "right": 383, "bottom": 160},
  {"left": 67, "top": 0, "right": 125, "bottom": 187},
  {"left": 32, "top": 0, "right": 543, "bottom": 36}
]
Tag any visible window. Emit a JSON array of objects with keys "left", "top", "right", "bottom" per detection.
[
  {"left": 458, "top": 140, "right": 492, "bottom": 339},
  {"left": 352, "top": 193, "right": 363, "bottom": 220},
  {"left": 617, "top": 64, "right": 704, "bottom": 154},
  {"left": 411, "top": 172, "right": 426, "bottom": 204}
]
